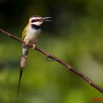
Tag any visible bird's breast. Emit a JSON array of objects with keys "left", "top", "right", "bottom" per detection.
[{"left": 24, "top": 28, "right": 41, "bottom": 44}]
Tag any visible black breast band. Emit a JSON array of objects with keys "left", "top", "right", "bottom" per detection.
[{"left": 31, "top": 24, "right": 40, "bottom": 29}]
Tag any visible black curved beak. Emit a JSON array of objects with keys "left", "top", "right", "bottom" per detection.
[{"left": 42, "top": 17, "right": 52, "bottom": 21}]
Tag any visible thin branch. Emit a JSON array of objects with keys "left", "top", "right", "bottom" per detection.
[{"left": 0, "top": 28, "right": 103, "bottom": 93}]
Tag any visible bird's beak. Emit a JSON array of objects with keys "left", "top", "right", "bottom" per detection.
[{"left": 42, "top": 17, "right": 52, "bottom": 21}]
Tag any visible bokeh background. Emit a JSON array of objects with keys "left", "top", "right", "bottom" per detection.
[{"left": 0, "top": 0, "right": 103, "bottom": 103}]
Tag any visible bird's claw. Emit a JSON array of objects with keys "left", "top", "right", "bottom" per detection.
[{"left": 32, "top": 44, "right": 36, "bottom": 49}]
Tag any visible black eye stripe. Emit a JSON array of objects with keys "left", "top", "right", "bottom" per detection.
[
  {"left": 31, "top": 19, "right": 42, "bottom": 22},
  {"left": 31, "top": 20, "right": 36, "bottom": 22}
]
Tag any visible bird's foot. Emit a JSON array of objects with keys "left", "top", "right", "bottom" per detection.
[{"left": 32, "top": 44, "right": 36, "bottom": 49}]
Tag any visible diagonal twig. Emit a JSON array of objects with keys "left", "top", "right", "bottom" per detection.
[{"left": 0, "top": 28, "right": 103, "bottom": 93}]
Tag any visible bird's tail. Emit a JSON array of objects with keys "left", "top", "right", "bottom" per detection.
[
  {"left": 20, "top": 44, "right": 29, "bottom": 68},
  {"left": 17, "top": 44, "right": 29, "bottom": 98}
]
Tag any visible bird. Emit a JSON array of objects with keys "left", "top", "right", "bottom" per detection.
[{"left": 17, "top": 15, "right": 52, "bottom": 97}]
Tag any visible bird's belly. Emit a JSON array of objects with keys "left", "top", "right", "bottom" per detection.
[{"left": 24, "top": 29, "right": 41, "bottom": 44}]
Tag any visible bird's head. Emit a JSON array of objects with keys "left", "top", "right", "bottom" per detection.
[{"left": 29, "top": 15, "right": 52, "bottom": 26}]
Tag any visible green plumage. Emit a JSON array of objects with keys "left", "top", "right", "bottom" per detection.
[{"left": 22, "top": 25, "right": 28, "bottom": 40}]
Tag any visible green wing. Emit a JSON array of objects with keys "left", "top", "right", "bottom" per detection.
[{"left": 22, "top": 26, "right": 27, "bottom": 40}]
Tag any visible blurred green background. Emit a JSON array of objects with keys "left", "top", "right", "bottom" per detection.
[{"left": 0, "top": 0, "right": 103, "bottom": 103}]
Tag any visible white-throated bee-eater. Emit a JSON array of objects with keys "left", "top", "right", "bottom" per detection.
[{"left": 17, "top": 15, "right": 52, "bottom": 97}]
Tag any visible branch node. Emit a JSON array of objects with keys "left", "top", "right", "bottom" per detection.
[
  {"left": 89, "top": 81, "right": 93, "bottom": 85},
  {"left": 46, "top": 54, "right": 54, "bottom": 61}
]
